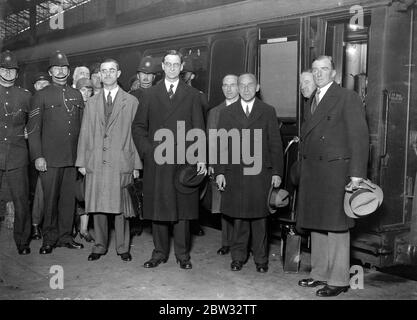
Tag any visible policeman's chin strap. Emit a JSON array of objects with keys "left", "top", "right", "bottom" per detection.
[{"left": 0, "top": 75, "right": 16, "bottom": 84}]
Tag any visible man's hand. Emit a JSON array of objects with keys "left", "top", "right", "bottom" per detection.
[
  {"left": 197, "top": 162, "right": 207, "bottom": 176},
  {"left": 216, "top": 174, "right": 226, "bottom": 191},
  {"left": 35, "top": 157, "right": 47, "bottom": 172},
  {"left": 345, "top": 177, "right": 364, "bottom": 191},
  {"left": 133, "top": 169, "right": 140, "bottom": 179},
  {"left": 271, "top": 175, "right": 282, "bottom": 188},
  {"left": 78, "top": 167, "right": 86, "bottom": 176}
]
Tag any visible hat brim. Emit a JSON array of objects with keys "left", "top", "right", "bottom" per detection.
[
  {"left": 174, "top": 166, "right": 206, "bottom": 194},
  {"left": 267, "top": 185, "right": 278, "bottom": 214}
]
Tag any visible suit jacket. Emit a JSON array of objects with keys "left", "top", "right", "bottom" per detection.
[
  {"left": 296, "top": 82, "right": 369, "bottom": 231},
  {"left": 132, "top": 80, "right": 205, "bottom": 221},
  {"left": 214, "top": 98, "right": 283, "bottom": 219},
  {"left": 28, "top": 83, "right": 84, "bottom": 167},
  {"left": 0, "top": 85, "right": 31, "bottom": 170},
  {"left": 75, "top": 88, "right": 142, "bottom": 214}
]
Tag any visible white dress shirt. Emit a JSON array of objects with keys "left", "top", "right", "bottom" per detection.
[
  {"left": 103, "top": 86, "right": 119, "bottom": 103},
  {"left": 164, "top": 79, "right": 179, "bottom": 94},
  {"left": 241, "top": 98, "right": 255, "bottom": 115},
  {"left": 316, "top": 81, "right": 333, "bottom": 104}
]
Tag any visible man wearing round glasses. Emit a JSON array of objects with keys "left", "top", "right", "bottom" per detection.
[
  {"left": 132, "top": 50, "right": 206, "bottom": 270},
  {"left": 0, "top": 50, "right": 32, "bottom": 255},
  {"left": 27, "top": 50, "right": 85, "bottom": 255}
]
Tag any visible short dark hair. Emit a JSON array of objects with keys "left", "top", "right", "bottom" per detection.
[
  {"left": 313, "top": 55, "right": 335, "bottom": 70},
  {"left": 101, "top": 58, "right": 120, "bottom": 70},
  {"left": 90, "top": 62, "right": 101, "bottom": 74},
  {"left": 162, "top": 50, "right": 183, "bottom": 63}
]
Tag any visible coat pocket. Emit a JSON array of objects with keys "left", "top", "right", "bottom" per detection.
[{"left": 327, "top": 152, "right": 350, "bottom": 162}]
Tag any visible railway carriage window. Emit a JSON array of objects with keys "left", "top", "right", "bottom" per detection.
[
  {"left": 325, "top": 16, "right": 370, "bottom": 100},
  {"left": 209, "top": 38, "right": 246, "bottom": 106}
]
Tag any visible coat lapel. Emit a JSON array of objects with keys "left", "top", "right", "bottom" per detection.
[
  {"left": 229, "top": 99, "right": 249, "bottom": 128},
  {"left": 301, "top": 83, "right": 339, "bottom": 138},
  {"left": 159, "top": 80, "right": 188, "bottom": 124},
  {"left": 106, "top": 88, "right": 127, "bottom": 132},
  {"left": 246, "top": 98, "right": 264, "bottom": 128},
  {"left": 94, "top": 89, "right": 106, "bottom": 128}
]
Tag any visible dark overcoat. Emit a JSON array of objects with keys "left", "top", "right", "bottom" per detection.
[
  {"left": 132, "top": 80, "right": 205, "bottom": 221},
  {"left": 296, "top": 83, "right": 369, "bottom": 232},
  {"left": 214, "top": 98, "right": 283, "bottom": 219},
  {"left": 75, "top": 88, "right": 142, "bottom": 214},
  {"left": 206, "top": 101, "right": 227, "bottom": 213}
]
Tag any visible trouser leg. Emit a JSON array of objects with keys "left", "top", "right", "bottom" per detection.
[
  {"left": 6, "top": 167, "right": 31, "bottom": 250},
  {"left": 151, "top": 221, "right": 170, "bottom": 260},
  {"left": 56, "top": 167, "right": 76, "bottom": 245},
  {"left": 114, "top": 213, "right": 130, "bottom": 254},
  {"left": 328, "top": 231, "right": 350, "bottom": 287},
  {"left": 92, "top": 213, "right": 108, "bottom": 254},
  {"left": 230, "top": 218, "right": 250, "bottom": 262},
  {"left": 221, "top": 214, "right": 233, "bottom": 247},
  {"left": 250, "top": 217, "right": 268, "bottom": 265},
  {"left": 31, "top": 177, "right": 43, "bottom": 225},
  {"left": 173, "top": 219, "right": 190, "bottom": 261},
  {"left": 39, "top": 168, "right": 61, "bottom": 246},
  {"left": 310, "top": 230, "right": 329, "bottom": 282}
]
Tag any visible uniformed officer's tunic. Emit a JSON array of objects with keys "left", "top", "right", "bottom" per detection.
[
  {"left": 0, "top": 84, "right": 31, "bottom": 250},
  {"left": 27, "top": 83, "right": 84, "bottom": 247}
]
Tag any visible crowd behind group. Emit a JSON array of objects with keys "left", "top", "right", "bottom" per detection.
[{"left": 0, "top": 48, "right": 369, "bottom": 297}]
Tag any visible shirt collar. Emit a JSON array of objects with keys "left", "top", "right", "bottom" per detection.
[
  {"left": 165, "top": 79, "right": 179, "bottom": 93},
  {"left": 317, "top": 81, "right": 333, "bottom": 100},
  {"left": 240, "top": 98, "right": 255, "bottom": 113},
  {"left": 103, "top": 86, "right": 119, "bottom": 101},
  {"left": 225, "top": 96, "right": 239, "bottom": 106}
]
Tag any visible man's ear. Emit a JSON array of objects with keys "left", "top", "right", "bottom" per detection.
[
  {"left": 256, "top": 84, "right": 260, "bottom": 93},
  {"left": 117, "top": 70, "right": 122, "bottom": 79}
]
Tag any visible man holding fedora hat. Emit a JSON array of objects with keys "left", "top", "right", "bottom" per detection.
[
  {"left": 132, "top": 50, "right": 206, "bottom": 270},
  {"left": 215, "top": 73, "right": 283, "bottom": 273},
  {"left": 296, "top": 55, "right": 369, "bottom": 297}
]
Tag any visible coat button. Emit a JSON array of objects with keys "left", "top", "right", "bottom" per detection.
[
  {"left": 319, "top": 156, "right": 323, "bottom": 160},
  {"left": 320, "top": 136, "right": 325, "bottom": 140},
  {"left": 303, "top": 155, "right": 306, "bottom": 159},
  {"left": 103, "top": 160, "right": 107, "bottom": 164},
  {"left": 103, "top": 147, "right": 107, "bottom": 151}
]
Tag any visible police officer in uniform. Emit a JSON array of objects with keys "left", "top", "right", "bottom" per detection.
[
  {"left": 27, "top": 51, "right": 84, "bottom": 254},
  {"left": 130, "top": 56, "right": 157, "bottom": 103},
  {"left": 0, "top": 50, "right": 32, "bottom": 255}
]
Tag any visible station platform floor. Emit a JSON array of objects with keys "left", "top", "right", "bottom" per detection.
[{"left": 1, "top": 222, "right": 416, "bottom": 300}]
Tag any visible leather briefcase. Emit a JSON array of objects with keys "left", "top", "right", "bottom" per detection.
[{"left": 125, "top": 178, "right": 143, "bottom": 219}]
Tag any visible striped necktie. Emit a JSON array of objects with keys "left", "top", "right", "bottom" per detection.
[
  {"left": 168, "top": 84, "right": 174, "bottom": 99},
  {"left": 311, "top": 88, "right": 321, "bottom": 114},
  {"left": 245, "top": 104, "right": 250, "bottom": 118}
]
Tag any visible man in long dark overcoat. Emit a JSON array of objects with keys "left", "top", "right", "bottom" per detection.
[
  {"left": 215, "top": 73, "right": 283, "bottom": 273},
  {"left": 132, "top": 50, "right": 206, "bottom": 270},
  {"left": 296, "top": 56, "right": 369, "bottom": 297}
]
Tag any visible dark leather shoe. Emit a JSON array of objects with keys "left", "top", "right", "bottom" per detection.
[
  {"left": 192, "top": 226, "right": 205, "bottom": 236},
  {"left": 88, "top": 253, "right": 102, "bottom": 261},
  {"left": 298, "top": 278, "right": 327, "bottom": 288},
  {"left": 31, "top": 225, "right": 42, "bottom": 240},
  {"left": 316, "top": 285, "right": 349, "bottom": 297},
  {"left": 256, "top": 263, "right": 268, "bottom": 273},
  {"left": 144, "top": 258, "right": 167, "bottom": 268},
  {"left": 231, "top": 260, "right": 244, "bottom": 271},
  {"left": 18, "top": 248, "right": 31, "bottom": 255},
  {"left": 39, "top": 245, "right": 53, "bottom": 254},
  {"left": 217, "top": 246, "right": 230, "bottom": 255},
  {"left": 177, "top": 259, "right": 192, "bottom": 270},
  {"left": 120, "top": 253, "right": 132, "bottom": 261},
  {"left": 60, "top": 240, "right": 84, "bottom": 249}
]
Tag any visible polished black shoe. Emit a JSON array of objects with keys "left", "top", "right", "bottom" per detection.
[
  {"left": 120, "top": 253, "right": 132, "bottom": 262},
  {"left": 80, "top": 231, "right": 94, "bottom": 243},
  {"left": 18, "top": 248, "right": 31, "bottom": 255},
  {"left": 143, "top": 257, "right": 167, "bottom": 268},
  {"left": 176, "top": 259, "right": 192, "bottom": 270},
  {"left": 217, "top": 246, "right": 230, "bottom": 255},
  {"left": 39, "top": 245, "right": 53, "bottom": 254},
  {"left": 231, "top": 260, "right": 244, "bottom": 271},
  {"left": 256, "top": 263, "right": 268, "bottom": 273},
  {"left": 298, "top": 278, "right": 327, "bottom": 288},
  {"left": 316, "top": 285, "right": 349, "bottom": 297},
  {"left": 31, "top": 225, "right": 42, "bottom": 240},
  {"left": 59, "top": 240, "right": 84, "bottom": 249},
  {"left": 88, "top": 253, "right": 102, "bottom": 261}
]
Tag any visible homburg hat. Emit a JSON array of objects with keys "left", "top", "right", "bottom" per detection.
[
  {"left": 344, "top": 179, "right": 383, "bottom": 219},
  {"left": 174, "top": 164, "right": 206, "bottom": 194},
  {"left": 267, "top": 186, "right": 290, "bottom": 214}
]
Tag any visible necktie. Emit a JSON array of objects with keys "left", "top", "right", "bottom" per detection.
[
  {"left": 168, "top": 84, "right": 174, "bottom": 99},
  {"left": 106, "top": 91, "right": 112, "bottom": 106},
  {"left": 311, "top": 88, "right": 321, "bottom": 114},
  {"left": 245, "top": 104, "right": 250, "bottom": 118}
]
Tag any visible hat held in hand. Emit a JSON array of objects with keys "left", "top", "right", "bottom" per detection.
[
  {"left": 267, "top": 186, "right": 290, "bottom": 214},
  {"left": 344, "top": 179, "right": 383, "bottom": 219}
]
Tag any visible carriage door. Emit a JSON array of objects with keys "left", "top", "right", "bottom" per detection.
[{"left": 258, "top": 21, "right": 300, "bottom": 225}]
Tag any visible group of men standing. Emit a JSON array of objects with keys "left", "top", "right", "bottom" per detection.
[{"left": 0, "top": 47, "right": 369, "bottom": 297}]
